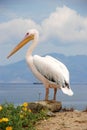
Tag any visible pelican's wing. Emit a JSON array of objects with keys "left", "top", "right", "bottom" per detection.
[
  {"left": 33, "top": 55, "right": 73, "bottom": 96},
  {"left": 33, "top": 55, "right": 68, "bottom": 85},
  {"left": 45, "top": 55, "right": 69, "bottom": 82}
]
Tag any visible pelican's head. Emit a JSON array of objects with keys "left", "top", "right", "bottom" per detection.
[{"left": 7, "top": 29, "right": 39, "bottom": 58}]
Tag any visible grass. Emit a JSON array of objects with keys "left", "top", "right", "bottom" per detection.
[{"left": 0, "top": 102, "right": 48, "bottom": 130}]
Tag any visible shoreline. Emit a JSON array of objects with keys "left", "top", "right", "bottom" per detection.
[{"left": 0, "top": 83, "right": 87, "bottom": 111}]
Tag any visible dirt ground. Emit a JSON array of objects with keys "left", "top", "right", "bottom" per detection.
[{"left": 36, "top": 110, "right": 87, "bottom": 130}]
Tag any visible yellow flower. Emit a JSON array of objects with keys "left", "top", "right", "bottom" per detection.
[
  {"left": 0, "top": 105, "right": 3, "bottom": 111},
  {"left": 28, "top": 109, "right": 32, "bottom": 113},
  {"left": 0, "top": 118, "right": 9, "bottom": 123},
  {"left": 2, "top": 117, "right": 9, "bottom": 122},
  {"left": 22, "top": 107, "right": 27, "bottom": 111},
  {"left": 22, "top": 102, "right": 28, "bottom": 107},
  {"left": 0, "top": 118, "right": 2, "bottom": 123},
  {"left": 6, "top": 126, "right": 12, "bottom": 130}
]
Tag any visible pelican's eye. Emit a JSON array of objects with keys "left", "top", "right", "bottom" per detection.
[
  {"left": 25, "top": 32, "right": 29, "bottom": 38},
  {"left": 26, "top": 32, "right": 29, "bottom": 35}
]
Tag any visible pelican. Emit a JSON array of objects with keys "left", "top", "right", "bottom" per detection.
[{"left": 7, "top": 29, "right": 73, "bottom": 100}]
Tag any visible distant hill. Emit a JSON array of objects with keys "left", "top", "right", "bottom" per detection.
[
  {"left": 0, "top": 60, "right": 36, "bottom": 83},
  {"left": 0, "top": 53, "right": 87, "bottom": 83}
]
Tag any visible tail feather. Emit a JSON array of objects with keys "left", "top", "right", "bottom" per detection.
[{"left": 61, "top": 87, "right": 73, "bottom": 96}]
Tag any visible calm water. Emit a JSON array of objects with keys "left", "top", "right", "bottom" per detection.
[{"left": 0, "top": 83, "right": 87, "bottom": 110}]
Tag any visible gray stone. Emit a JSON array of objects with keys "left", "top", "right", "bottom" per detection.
[{"left": 35, "top": 100, "right": 62, "bottom": 112}]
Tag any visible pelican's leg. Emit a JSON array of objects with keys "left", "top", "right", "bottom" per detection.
[
  {"left": 53, "top": 88, "right": 57, "bottom": 100},
  {"left": 45, "top": 87, "right": 49, "bottom": 101}
]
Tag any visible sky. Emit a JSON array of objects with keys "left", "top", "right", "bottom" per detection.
[{"left": 0, "top": 0, "right": 87, "bottom": 66}]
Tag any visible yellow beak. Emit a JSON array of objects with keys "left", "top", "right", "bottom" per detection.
[{"left": 7, "top": 34, "right": 34, "bottom": 59}]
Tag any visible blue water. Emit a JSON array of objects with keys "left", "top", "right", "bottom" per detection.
[{"left": 0, "top": 83, "right": 87, "bottom": 110}]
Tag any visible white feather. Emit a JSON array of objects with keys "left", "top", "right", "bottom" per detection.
[
  {"left": 33, "top": 55, "right": 69, "bottom": 86},
  {"left": 45, "top": 56, "right": 69, "bottom": 82},
  {"left": 8, "top": 29, "right": 73, "bottom": 99},
  {"left": 33, "top": 55, "right": 73, "bottom": 96}
]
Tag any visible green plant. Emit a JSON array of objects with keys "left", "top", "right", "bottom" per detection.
[{"left": 0, "top": 102, "right": 47, "bottom": 130}]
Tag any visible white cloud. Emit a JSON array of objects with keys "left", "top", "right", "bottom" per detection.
[
  {"left": 0, "top": 18, "right": 41, "bottom": 44},
  {"left": 1, "top": 6, "right": 87, "bottom": 45},
  {"left": 41, "top": 6, "right": 87, "bottom": 42},
  {"left": 0, "top": 6, "right": 87, "bottom": 65},
  {"left": 0, "top": 18, "right": 41, "bottom": 65}
]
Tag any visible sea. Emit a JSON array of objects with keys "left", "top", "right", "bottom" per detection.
[{"left": 0, "top": 83, "right": 87, "bottom": 110}]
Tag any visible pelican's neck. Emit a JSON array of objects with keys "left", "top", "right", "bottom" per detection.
[{"left": 26, "top": 36, "right": 38, "bottom": 58}]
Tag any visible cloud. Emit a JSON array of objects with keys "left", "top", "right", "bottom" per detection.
[
  {"left": 0, "top": 18, "right": 41, "bottom": 65},
  {"left": 41, "top": 6, "right": 87, "bottom": 42},
  {"left": 1, "top": 6, "right": 87, "bottom": 45},
  {"left": 0, "top": 6, "right": 87, "bottom": 65},
  {"left": 0, "top": 18, "right": 40, "bottom": 44},
  {"left": 0, "top": 6, "right": 87, "bottom": 43}
]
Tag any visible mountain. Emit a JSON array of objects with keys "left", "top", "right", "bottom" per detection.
[
  {"left": 0, "top": 60, "right": 36, "bottom": 83},
  {"left": 0, "top": 53, "right": 87, "bottom": 83}
]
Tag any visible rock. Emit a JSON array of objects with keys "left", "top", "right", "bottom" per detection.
[
  {"left": 35, "top": 100, "right": 62, "bottom": 112},
  {"left": 46, "top": 111, "right": 56, "bottom": 117},
  {"left": 28, "top": 100, "right": 62, "bottom": 113},
  {"left": 28, "top": 102, "right": 45, "bottom": 113}
]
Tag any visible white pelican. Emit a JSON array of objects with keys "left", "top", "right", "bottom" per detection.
[{"left": 7, "top": 29, "right": 73, "bottom": 100}]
